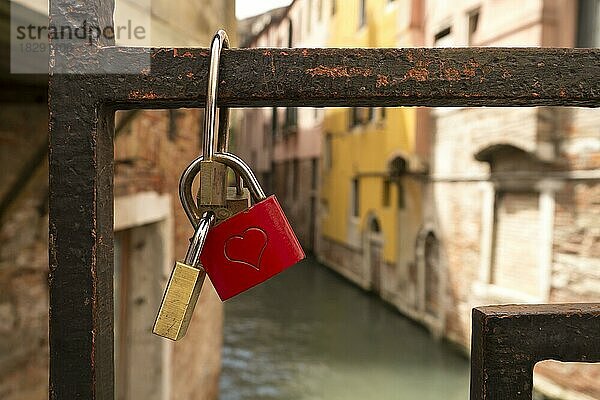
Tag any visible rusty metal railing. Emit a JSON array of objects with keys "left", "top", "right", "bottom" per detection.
[{"left": 48, "top": 0, "right": 599, "bottom": 398}]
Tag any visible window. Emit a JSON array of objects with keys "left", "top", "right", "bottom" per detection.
[
  {"left": 350, "top": 107, "right": 360, "bottom": 128},
  {"left": 367, "top": 107, "right": 374, "bottom": 121},
  {"left": 350, "top": 107, "right": 374, "bottom": 128},
  {"left": 388, "top": 156, "right": 407, "bottom": 209},
  {"left": 271, "top": 107, "right": 278, "bottom": 137},
  {"left": 434, "top": 26, "right": 452, "bottom": 47},
  {"left": 351, "top": 178, "right": 360, "bottom": 217},
  {"left": 396, "top": 181, "right": 405, "bottom": 209},
  {"left": 467, "top": 9, "right": 480, "bottom": 46},
  {"left": 382, "top": 179, "right": 391, "bottom": 207},
  {"left": 167, "top": 109, "right": 178, "bottom": 141},
  {"left": 285, "top": 107, "right": 298, "bottom": 132},
  {"left": 358, "top": 0, "right": 367, "bottom": 29}
]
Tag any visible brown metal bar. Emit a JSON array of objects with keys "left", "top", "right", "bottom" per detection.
[
  {"left": 95, "top": 47, "right": 600, "bottom": 108},
  {"left": 470, "top": 303, "right": 600, "bottom": 400},
  {"left": 48, "top": 0, "right": 115, "bottom": 399}
]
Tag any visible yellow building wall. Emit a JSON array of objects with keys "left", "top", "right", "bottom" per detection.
[{"left": 321, "top": 0, "right": 421, "bottom": 264}]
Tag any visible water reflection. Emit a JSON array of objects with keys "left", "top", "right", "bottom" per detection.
[{"left": 220, "top": 258, "right": 470, "bottom": 400}]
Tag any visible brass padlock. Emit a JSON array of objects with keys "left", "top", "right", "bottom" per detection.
[
  {"left": 198, "top": 160, "right": 228, "bottom": 207},
  {"left": 196, "top": 166, "right": 251, "bottom": 223},
  {"left": 153, "top": 211, "right": 214, "bottom": 341}
]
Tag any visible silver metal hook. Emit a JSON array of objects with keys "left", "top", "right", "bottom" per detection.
[{"left": 203, "top": 29, "right": 230, "bottom": 160}]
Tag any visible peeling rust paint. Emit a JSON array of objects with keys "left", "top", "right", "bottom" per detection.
[
  {"left": 306, "top": 65, "right": 373, "bottom": 78},
  {"left": 444, "top": 67, "right": 461, "bottom": 81},
  {"left": 463, "top": 60, "right": 479, "bottom": 77},
  {"left": 173, "top": 49, "right": 195, "bottom": 58},
  {"left": 376, "top": 74, "right": 389, "bottom": 88},
  {"left": 404, "top": 67, "right": 429, "bottom": 82},
  {"left": 128, "top": 90, "right": 158, "bottom": 100}
]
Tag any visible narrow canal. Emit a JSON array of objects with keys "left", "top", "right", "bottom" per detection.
[{"left": 219, "top": 257, "right": 470, "bottom": 400}]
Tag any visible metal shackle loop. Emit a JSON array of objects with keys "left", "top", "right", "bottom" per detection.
[
  {"left": 179, "top": 152, "right": 267, "bottom": 227},
  {"left": 203, "top": 29, "right": 230, "bottom": 160},
  {"left": 184, "top": 211, "right": 215, "bottom": 266}
]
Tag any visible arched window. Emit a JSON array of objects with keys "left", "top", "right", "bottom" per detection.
[
  {"left": 369, "top": 217, "right": 381, "bottom": 233},
  {"left": 387, "top": 156, "right": 408, "bottom": 209}
]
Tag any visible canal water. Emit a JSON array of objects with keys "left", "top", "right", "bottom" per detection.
[{"left": 219, "top": 257, "right": 470, "bottom": 400}]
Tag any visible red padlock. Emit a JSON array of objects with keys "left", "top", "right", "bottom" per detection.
[{"left": 182, "top": 152, "right": 305, "bottom": 300}]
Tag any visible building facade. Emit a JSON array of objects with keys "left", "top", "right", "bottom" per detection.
[
  {"left": 237, "top": 0, "right": 329, "bottom": 251},
  {"left": 239, "top": 1, "right": 599, "bottom": 398},
  {"left": 422, "top": 0, "right": 599, "bottom": 398},
  {"left": 317, "top": 0, "right": 434, "bottom": 330}
]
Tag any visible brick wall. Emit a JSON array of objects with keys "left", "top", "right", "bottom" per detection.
[
  {"left": 430, "top": 104, "right": 600, "bottom": 397},
  {"left": 318, "top": 237, "right": 366, "bottom": 288},
  {"left": 0, "top": 103, "right": 49, "bottom": 399}
]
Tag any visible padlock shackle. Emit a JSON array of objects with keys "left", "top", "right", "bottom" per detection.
[
  {"left": 184, "top": 211, "right": 215, "bottom": 267},
  {"left": 179, "top": 152, "right": 267, "bottom": 227},
  {"left": 203, "top": 29, "right": 230, "bottom": 160}
]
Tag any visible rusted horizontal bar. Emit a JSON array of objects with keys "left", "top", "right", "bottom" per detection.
[
  {"left": 470, "top": 303, "right": 600, "bottom": 400},
  {"left": 80, "top": 47, "right": 600, "bottom": 108}
]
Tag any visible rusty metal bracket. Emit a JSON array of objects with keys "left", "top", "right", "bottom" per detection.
[{"left": 470, "top": 303, "right": 600, "bottom": 400}]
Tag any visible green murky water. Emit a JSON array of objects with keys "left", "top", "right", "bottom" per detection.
[{"left": 219, "top": 257, "right": 470, "bottom": 400}]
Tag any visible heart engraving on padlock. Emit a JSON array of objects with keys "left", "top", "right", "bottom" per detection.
[{"left": 224, "top": 227, "right": 268, "bottom": 270}]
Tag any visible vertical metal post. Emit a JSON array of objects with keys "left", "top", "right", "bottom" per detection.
[{"left": 49, "top": 0, "right": 115, "bottom": 398}]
